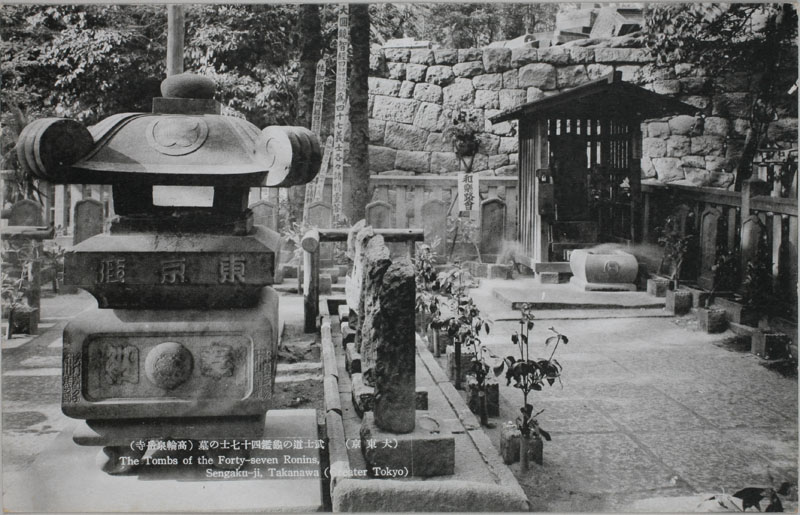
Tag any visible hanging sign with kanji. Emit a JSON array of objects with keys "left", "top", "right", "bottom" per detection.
[
  {"left": 457, "top": 172, "right": 480, "bottom": 212},
  {"left": 331, "top": 12, "right": 349, "bottom": 224}
]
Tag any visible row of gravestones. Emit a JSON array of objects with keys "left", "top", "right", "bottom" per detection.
[
  {"left": 365, "top": 196, "right": 507, "bottom": 262},
  {"left": 6, "top": 198, "right": 104, "bottom": 245},
  {"left": 251, "top": 195, "right": 508, "bottom": 265},
  {"left": 670, "top": 202, "right": 797, "bottom": 300}
]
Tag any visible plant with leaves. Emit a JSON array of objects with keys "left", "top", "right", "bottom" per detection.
[
  {"left": 658, "top": 215, "right": 694, "bottom": 290},
  {"left": 705, "top": 248, "right": 739, "bottom": 308},
  {"left": 1, "top": 240, "right": 41, "bottom": 337},
  {"left": 443, "top": 108, "right": 482, "bottom": 162},
  {"left": 645, "top": 4, "right": 798, "bottom": 191},
  {"left": 504, "top": 304, "right": 568, "bottom": 471},
  {"left": 453, "top": 297, "right": 498, "bottom": 426},
  {"left": 446, "top": 215, "right": 481, "bottom": 264},
  {"left": 741, "top": 217, "right": 776, "bottom": 314}
]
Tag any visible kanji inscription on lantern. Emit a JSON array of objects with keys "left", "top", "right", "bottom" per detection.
[
  {"left": 62, "top": 351, "right": 82, "bottom": 404},
  {"left": 200, "top": 343, "right": 236, "bottom": 379},
  {"left": 97, "top": 258, "right": 126, "bottom": 284},
  {"left": 218, "top": 254, "right": 246, "bottom": 283},
  {"left": 159, "top": 257, "right": 187, "bottom": 284},
  {"left": 102, "top": 344, "right": 139, "bottom": 385}
]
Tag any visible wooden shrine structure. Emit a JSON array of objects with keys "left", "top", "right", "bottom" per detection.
[{"left": 491, "top": 71, "right": 695, "bottom": 267}]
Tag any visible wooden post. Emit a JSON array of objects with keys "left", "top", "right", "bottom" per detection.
[
  {"left": 166, "top": 5, "right": 185, "bottom": 77},
  {"left": 303, "top": 229, "right": 321, "bottom": 333},
  {"left": 54, "top": 184, "right": 65, "bottom": 231},
  {"left": 742, "top": 178, "right": 769, "bottom": 219},
  {"left": 331, "top": 12, "right": 349, "bottom": 224},
  {"left": 304, "top": 59, "right": 327, "bottom": 225}
]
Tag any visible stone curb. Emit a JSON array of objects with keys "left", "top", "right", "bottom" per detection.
[
  {"left": 319, "top": 313, "right": 353, "bottom": 498},
  {"left": 414, "top": 333, "right": 530, "bottom": 509}
]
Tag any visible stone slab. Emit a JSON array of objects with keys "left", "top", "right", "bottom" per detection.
[
  {"left": 538, "top": 271, "right": 560, "bottom": 284},
  {"left": 570, "top": 276, "right": 637, "bottom": 292},
  {"left": 360, "top": 411, "right": 455, "bottom": 477},
  {"left": 333, "top": 478, "right": 528, "bottom": 512},
  {"left": 533, "top": 261, "right": 572, "bottom": 274},
  {"left": 4, "top": 410, "right": 323, "bottom": 512},
  {"left": 337, "top": 304, "right": 349, "bottom": 322},
  {"left": 492, "top": 283, "right": 664, "bottom": 310},
  {"left": 345, "top": 342, "right": 362, "bottom": 374}
]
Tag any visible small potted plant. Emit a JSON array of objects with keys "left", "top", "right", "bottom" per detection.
[
  {"left": 656, "top": 215, "right": 693, "bottom": 313},
  {"left": 502, "top": 304, "right": 568, "bottom": 471},
  {"left": 2, "top": 271, "right": 37, "bottom": 338},
  {"left": 443, "top": 108, "right": 481, "bottom": 172},
  {"left": 697, "top": 250, "right": 737, "bottom": 333},
  {"left": 414, "top": 243, "right": 439, "bottom": 335}
]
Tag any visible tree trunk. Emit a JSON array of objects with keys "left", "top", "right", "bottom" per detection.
[
  {"left": 734, "top": 6, "right": 790, "bottom": 191},
  {"left": 291, "top": 4, "right": 323, "bottom": 225},
  {"left": 347, "top": 4, "right": 371, "bottom": 223}
]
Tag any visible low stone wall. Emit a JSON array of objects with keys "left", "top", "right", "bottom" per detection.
[{"left": 367, "top": 43, "right": 798, "bottom": 188}]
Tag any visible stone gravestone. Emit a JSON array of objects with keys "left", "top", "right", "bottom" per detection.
[
  {"left": 73, "top": 199, "right": 104, "bottom": 245},
  {"left": 367, "top": 199, "right": 405, "bottom": 258},
  {"left": 697, "top": 206, "right": 724, "bottom": 291},
  {"left": 365, "top": 200, "right": 392, "bottom": 229},
  {"left": 421, "top": 199, "right": 448, "bottom": 259},
  {"left": 308, "top": 200, "right": 333, "bottom": 268},
  {"left": 356, "top": 232, "right": 391, "bottom": 385},
  {"left": 480, "top": 197, "right": 506, "bottom": 263},
  {"left": 354, "top": 226, "right": 455, "bottom": 477},
  {"left": 8, "top": 199, "right": 43, "bottom": 226},
  {"left": 739, "top": 214, "right": 765, "bottom": 283},
  {"left": 250, "top": 199, "right": 278, "bottom": 232}
]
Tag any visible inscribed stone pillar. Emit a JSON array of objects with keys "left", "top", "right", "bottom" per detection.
[
  {"left": 358, "top": 235, "right": 391, "bottom": 385},
  {"left": 372, "top": 257, "right": 416, "bottom": 434},
  {"left": 308, "top": 200, "right": 334, "bottom": 267},
  {"left": 73, "top": 199, "right": 104, "bottom": 245},
  {"left": 697, "top": 206, "right": 723, "bottom": 291},
  {"left": 480, "top": 197, "right": 506, "bottom": 263}
]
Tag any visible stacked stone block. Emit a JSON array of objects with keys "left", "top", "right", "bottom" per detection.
[{"left": 367, "top": 42, "right": 798, "bottom": 188}]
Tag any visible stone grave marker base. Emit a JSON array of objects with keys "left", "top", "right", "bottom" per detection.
[
  {"left": 571, "top": 275, "right": 637, "bottom": 291},
  {"left": 360, "top": 412, "right": 455, "bottom": 477}
]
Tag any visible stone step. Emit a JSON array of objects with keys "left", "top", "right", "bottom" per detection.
[{"left": 532, "top": 261, "right": 572, "bottom": 274}]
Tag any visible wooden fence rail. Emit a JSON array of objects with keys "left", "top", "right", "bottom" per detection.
[
  {"left": 641, "top": 179, "right": 798, "bottom": 313},
  {"left": 302, "top": 227, "right": 425, "bottom": 332}
]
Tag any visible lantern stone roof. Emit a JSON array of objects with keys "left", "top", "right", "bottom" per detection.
[
  {"left": 490, "top": 72, "right": 696, "bottom": 124},
  {"left": 17, "top": 73, "right": 319, "bottom": 187}
]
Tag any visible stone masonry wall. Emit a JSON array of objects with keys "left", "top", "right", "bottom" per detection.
[{"left": 367, "top": 44, "right": 798, "bottom": 189}]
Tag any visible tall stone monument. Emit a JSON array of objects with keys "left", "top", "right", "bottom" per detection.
[
  {"left": 17, "top": 73, "right": 321, "bottom": 474},
  {"left": 353, "top": 227, "right": 455, "bottom": 477}
]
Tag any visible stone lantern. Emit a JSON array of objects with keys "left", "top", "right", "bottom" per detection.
[{"left": 17, "top": 73, "right": 321, "bottom": 473}]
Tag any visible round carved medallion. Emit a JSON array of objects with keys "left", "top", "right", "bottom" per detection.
[
  {"left": 604, "top": 260, "right": 621, "bottom": 276},
  {"left": 144, "top": 342, "right": 193, "bottom": 389},
  {"left": 146, "top": 116, "right": 208, "bottom": 156}
]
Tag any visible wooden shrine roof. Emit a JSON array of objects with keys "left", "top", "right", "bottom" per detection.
[{"left": 490, "top": 71, "right": 696, "bottom": 124}]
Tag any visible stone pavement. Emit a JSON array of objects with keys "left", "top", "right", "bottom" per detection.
[
  {"left": 458, "top": 282, "right": 798, "bottom": 512},
  {"left": 3, "top": 284, "right": 797, "bottom": 512}
]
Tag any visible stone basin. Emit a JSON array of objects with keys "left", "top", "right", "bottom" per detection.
[{"left": 569, "top": 248, "right": 638, "bottom": 291}]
